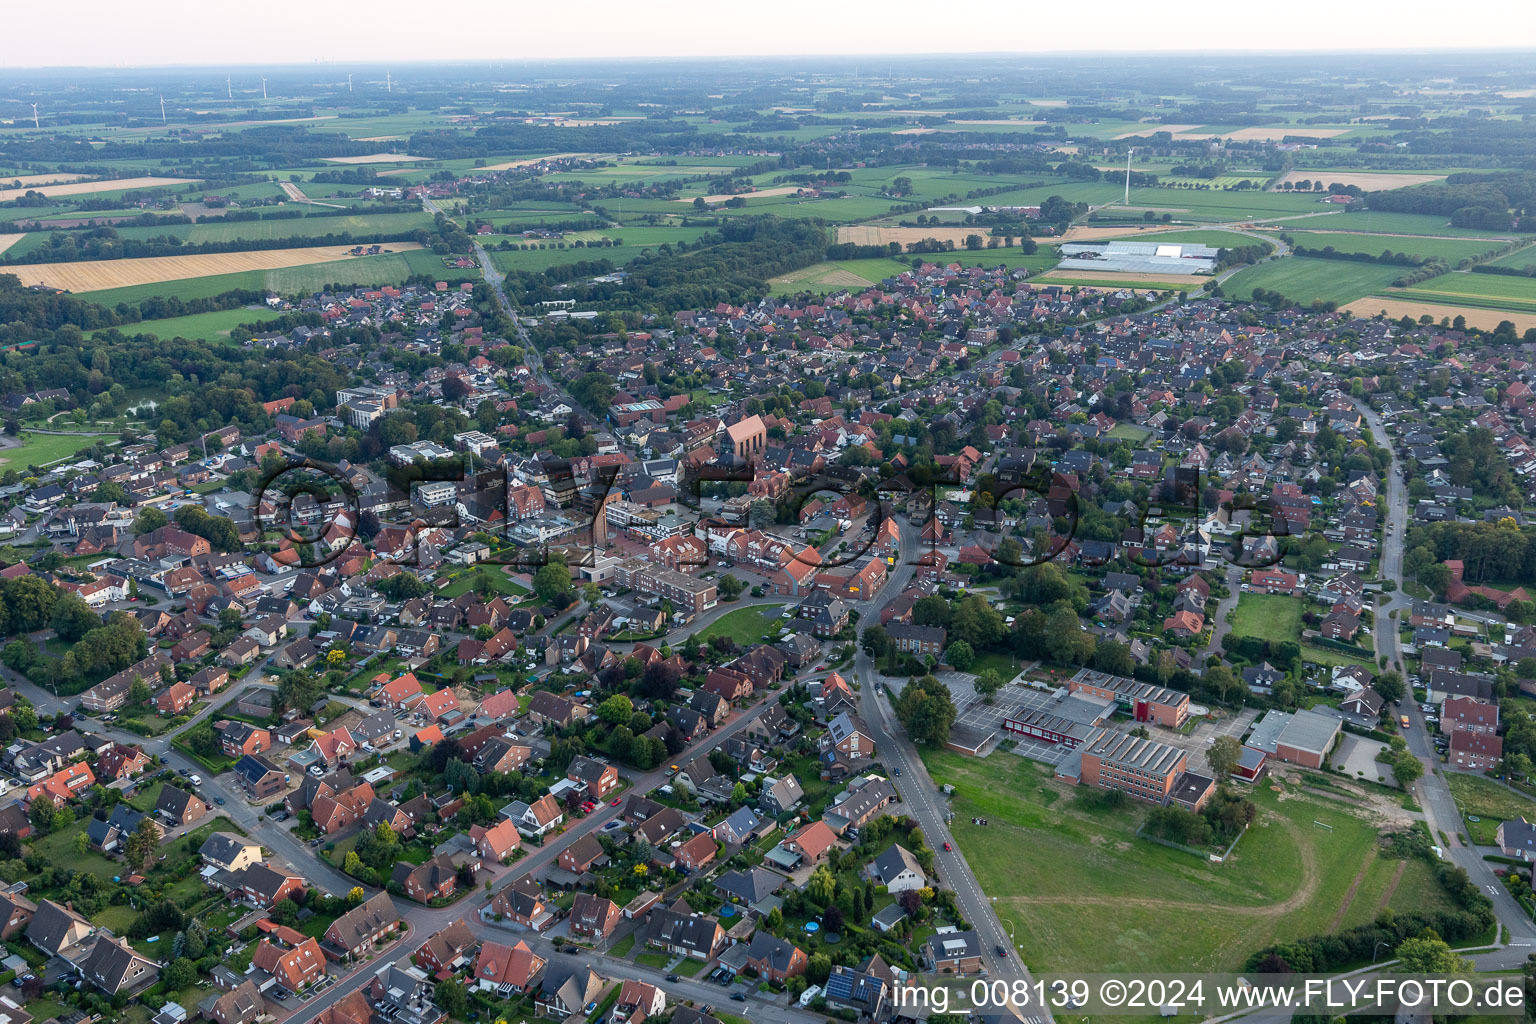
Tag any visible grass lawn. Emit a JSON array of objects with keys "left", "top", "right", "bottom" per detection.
[
  {"left": 609, "top": 933, "right": 636, "bottom": 957},
  {"left": 968, "top": 649, "right": 1026, "bottom": 680},
  {"left": 1300, "top": 643, "right": 1376, "bottom": 669},
  {"left": 697, "top": 604, "right": 786, "bottom": 646},
  {"left": 23, "top": 1001, "right": 69, "bottom": 1023},
  {"left": 634, "top": 952, "right": 669, "bottom": 969},
  {"left": 1229, "top": 593, "right": 1304, "bottom": 645},
  {"left": 29, "top": 821, "right": 120, "bottom": 881},
  {"left": 89, "top": 306, "right": 290, "bottom": 343},
  {"left": 0, "top": 431, "right": 102, "bottom": 472},
  {"left": 437, "top": 568, "right": 531, "bottom": 598},
  {"left": 921, "top": 749, "right": 1451, "bottom": 972},
  {"left": 1444, "top": 773, "right": 1536, "bottom": 846}
]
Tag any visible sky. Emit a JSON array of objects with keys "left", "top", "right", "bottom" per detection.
[{"left": 5, "top": 0, "right": 1536, "bottom": 66}]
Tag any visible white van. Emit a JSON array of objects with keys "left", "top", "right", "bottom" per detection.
[{"left": 188, "top": 774, "right": 202, "bottom": 786}]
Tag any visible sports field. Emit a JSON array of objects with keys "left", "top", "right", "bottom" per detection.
[
  {"left": 13, "top": 242, "right": 424, "bottom": 292},
  {"left": 924, "top": 751, "right": 1458, "bottom": 973},
  {"left": 1222, "top": 257, "right": 1407, "bottom": 306},
  {"left": 0, "top": 431, "right": 102, "bottom": 472}
]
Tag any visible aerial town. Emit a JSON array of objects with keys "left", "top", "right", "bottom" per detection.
[{"left": 0, "top": 38, "right": 1535, "bottom": 1024}]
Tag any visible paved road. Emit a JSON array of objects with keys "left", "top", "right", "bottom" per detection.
[{"left": 1354, "top": 398, "right": 1536, "bottom": 954}]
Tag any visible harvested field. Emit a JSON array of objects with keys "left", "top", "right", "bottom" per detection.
[
  {"left": 951, "top": 119, "right": 1044, "bottom": 126},
  {"left": 1273, "top": 170, "right": 1444, "bottom": 191},
  {"left": 479, "top": 153, "right": 602, "bottom": 171},
  {"left": 0, "top": 176, "right": 198, "bottom": 202},
  {"left": 8, "top": 243, "right": 424, "bottom": 292},
  {"left": 1057, "top": 224, "right": 1185, "bottom": 242},
  {"left": 1222, "top": 126, "right": 1349, "bottom": 141},
  {"left": 681, "top": 186, "right": 802, "bottom": 204},
  {"left": 0, "top": 173, "right": 89, "bottom": 189},
  {"left": 1342, "top": 297, "right": 1536, "bottom": 332},
  {"left": 1113, "top": 124, "right": 1201, "bottom": 139},
  {"left": 893, "top": 128, "right": 939, "bottom": 135},
  {"left": 355, "top": 135, "right": 407, "bottom": 142},
  {"left": 322, "top": 153, "right": 430, "bottom": 164},
  {"left": 837, "top": 225, "right": 994, "bottom": 247},
  {"left": 0, "top": 234, "right": 23, "bottom": 257}
]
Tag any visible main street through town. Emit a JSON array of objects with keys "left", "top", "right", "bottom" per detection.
[{"left": 1355, "top": 399, "right": 1536, "bottom": 961}]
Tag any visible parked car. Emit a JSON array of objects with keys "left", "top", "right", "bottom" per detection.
[
  {"left": 666, "top": 975, "right": 680, "bottom": 983},
  {"left": 942, "top": 841, "right": 952, "bottom": 851},
  {"left": 731, "top": 993, "right": 747, "bottom": 1002}
]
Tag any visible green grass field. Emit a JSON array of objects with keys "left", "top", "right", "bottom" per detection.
[
  {"left": 697, "top": 604, "right": 787, "bottom": 645},
  {"left": 89, "top": 306, "right": 289, "bottom": 342},
  {"left": 1299, "top": 209, "right": 1525, "bottom": 239},
  {"left": 1275, "top": 231, "right": 1503, "bottom": 263},
  {"left": 0, "top": 431, "right": 102, "bottom": 472},
  {"left": 1229, "top": 593, "right": 1305, "bottom": 644},
  {"left": 924, "top": 751, "right": 1458, "bottom": 973},
  {"left": 1484, "top": 244, "right": 1536, "bottom": 271},
  {"left": 1444, "top": 773, "right": 1536, "bottom": 846},
  {"left": 1391, "top": 271, "right": 1536, "bottom": 312},
  {"left": 1222, "top": 257, "right": 1408, "bottom": 306}
]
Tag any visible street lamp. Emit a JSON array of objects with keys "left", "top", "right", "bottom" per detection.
[{"left": 1373, "top": 941, "right": 1392, "bottom": 963}]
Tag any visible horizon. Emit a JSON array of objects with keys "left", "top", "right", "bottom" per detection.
[{"left": 5, "top": 0, "right": 1536, "bottom": 69}]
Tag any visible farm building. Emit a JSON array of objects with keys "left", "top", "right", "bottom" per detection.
[{"left": 1058, "top": 240, "right": 1219, "bottom": 275}]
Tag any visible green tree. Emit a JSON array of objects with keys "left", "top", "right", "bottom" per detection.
[
  {"left": 597, "top": 694, "right": 634, "bottom": 724},
  {"left": 1394, "top": 935, "right": 1471, "bottom": 974},
  {"left": 161, "top": 957, "right": 198, "bottom": 990},
  {"left": 944, "top": 640, "right": 974, "bottom": 671},
  {"left": 49, "top": 594, "right": 99, "bottom": 642},
  {"left": 1206, "top": 736, "right": 1242, "bottom": 781},
  {"left": 894, "top": 675, "right": 957, "bottom": 748}
]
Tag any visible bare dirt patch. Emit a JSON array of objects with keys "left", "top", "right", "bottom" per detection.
[
  {"left": 9, "top": 243, "right": 424, "bottom": 292},
  {"left": 0, "top": 234, "right": 23, "bottom": 257},
  {"left": 322, "top": 153, "right": 431, "bottom": 164},
  {"left": 1273, "top": 170, "right": 1444, "bottom": 191},
  {"left": 0, "top": 176, "right": 199, "bottom": 203},
  {"left": 1346, "top": 296, "right": 1536, "bottom": 331}
]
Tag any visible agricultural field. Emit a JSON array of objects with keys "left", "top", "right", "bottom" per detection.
[
  {"left": 924, "top": 751, "right": 1457, "bottom": 973},
  {"left": 77, "top": 247, "right": 469, "bottom": 306},
  {"left": 10, "top": 242, "right": 424, "bottom": 292},
  {"left": 1271, "top": 170, "right": 1446, "bottom": 191},
  {"left": 1297, "top": 209, "right": 1525, "bottom": 239},
  {"left": 1273, "top": 231, "right": 1503, "bottom": 263},
  {"left": 1483, "top": 244, "right": 1536, "bottom": 270},
  {"left": 1391, "top": 271, "right": 1536, "bottom": 311},
  {"left": 1222, "top": 257, "right": 1408, "bottom": 306},
  {"left": 0, "top": 175, "right": 199, "bottom": 202},
  {"left": 1351, "top": 298, "right": 1536, "bottom": 332}
]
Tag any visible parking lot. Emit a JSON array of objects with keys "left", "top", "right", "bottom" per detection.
[{"left": 1153, "top": 706, "right": 1260, "bottom": 756}]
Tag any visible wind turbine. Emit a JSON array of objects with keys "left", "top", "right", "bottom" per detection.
[
  {"left": 159, "top": 95, "right": 167, "bottom": 124},
  {"left": 385, "top": 70, "right": 392, "bottom": 93},
  {"left": 260, "top": 75, "right": 268, "bottom": 100},
  {"left": 30, "top": 103, "right": 39, "bottom": 130},
  {"left": 347, "top": 73, "right": 353, "bottom": 92},
  {"left": 226, "top": 75, "right": 232, "bottom": 100},
  {"left": 1124, "top": 146, "right": 1133, "bottom": 206}
]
